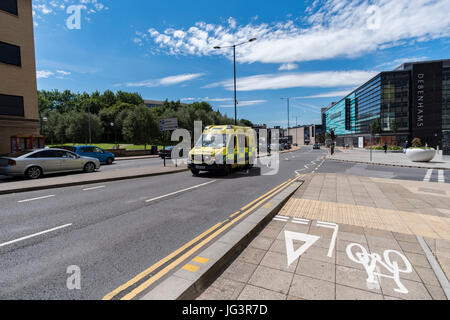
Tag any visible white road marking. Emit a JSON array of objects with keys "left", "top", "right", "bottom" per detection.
[
  {"left": 316, "top": 221, "right": 339, "bottom": 257},
  {"left": 0, "top": 224, "right": 72, "bottom": 248},
  {"left": 346, "top": 243, "right": 412, "bottom": 294},
  {"left": 285, "top": 231, "right": 320, "bottom": 267},
  {"left": 145, "top": 180, "right": 216, "bottom": 203},
  {"left": 438, "top": 170, "right": 445, "bottom": 184},
  {"left": 274, "top": 218, "right": 289, "bottom": 222},
  {"left": 423, "top": 169, "right": 433, "bottom": 182},
  {"left": 83, "top": 186, "right": 105, "bottom": 191},
  {"left": 18, "top": 195, "right": 55, "bottom": 203},
  {"left": 292, "top": 218, "right": 310, "bottom": 225}
]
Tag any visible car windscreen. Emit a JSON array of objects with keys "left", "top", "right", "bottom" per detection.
[{"left": 195, "top": 134, "right": 227, "bottom": 148}]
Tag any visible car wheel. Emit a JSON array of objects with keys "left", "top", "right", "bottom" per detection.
[
  {"left": 84, "top": 162, "right": 96, "bottom": 173},
  {"left": 26, "top": 166, "right": 42, "bottom": 179},
  {"left": 106, "top": 157, "right": 114, "bottom": 165},
  {"left": 191, "top": 169, "right": 200, "bottom": 176}
]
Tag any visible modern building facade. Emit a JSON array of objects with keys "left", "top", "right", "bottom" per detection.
[
  {"left": 287, "top": 125, "right": 323, "bottom": 146},
  {"left": 0, "top": 0, "right": 42, "bottom": 155},
  {"left": 322, "top": 59, "right": 450, "bottom": 153}
]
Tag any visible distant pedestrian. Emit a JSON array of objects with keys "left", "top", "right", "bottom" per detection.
[
  {"left": 331, "top": 143, "right": 335, "bottom": 155},
  {"left": 383, "top": 143, "right": 388, "bottom": 153},
  {"left": 403, "top": 140, "right": 408, "bottom": 153}
]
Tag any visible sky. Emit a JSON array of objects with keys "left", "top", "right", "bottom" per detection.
[{"left": 33, "top": 0, "right": 450, "bottom": 127}]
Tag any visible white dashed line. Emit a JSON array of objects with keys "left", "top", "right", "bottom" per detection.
[
  {"left": 438, "top": 170, "right": 445, "bottom": 184},
  {"left": 18, "top": 195, "right": 55, "bottom": 203},
  {"left": 83, "top": 186, "right": 105, "bottom": 191},
  {"left": 0, "top": 224, "right": 72, "bottom": 248},
  {"left": 423, "top": 169, "right": 433, "bottom": 182},
  {"left": 145, "top": 180, "right": 216, "bottom": 203}
]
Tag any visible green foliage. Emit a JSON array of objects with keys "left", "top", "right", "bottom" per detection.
[
  {"left": 65, "top": 111, "right": 104, "bottom": 143},
  {"left": 38, "top": 89, "right": 253, "bottom": 146},
  {"left": 370, "top": 118, "right": 382, "bottom": 135},
  {"left": 122, "top": 105, "right": 158, "bottom": 148}
]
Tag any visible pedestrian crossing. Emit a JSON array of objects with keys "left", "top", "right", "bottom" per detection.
[{"left": 423, "top": 169, "right": 446, "bottom": 183}]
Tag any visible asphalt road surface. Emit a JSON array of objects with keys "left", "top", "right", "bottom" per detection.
[{"left": 0, "top": 147, "right": 447, "bottom": 299}]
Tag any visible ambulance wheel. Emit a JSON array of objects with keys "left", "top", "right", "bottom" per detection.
[{"left": 222, "top": 165, "right": 231, "bottom": 176}]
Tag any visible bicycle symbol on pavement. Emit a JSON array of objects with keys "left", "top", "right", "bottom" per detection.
[{"left": 346, "top": 243, "right": 413, "bottom": 294}]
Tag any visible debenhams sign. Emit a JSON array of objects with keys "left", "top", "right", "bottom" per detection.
[{"left": 417, "top": 74, "right": 425, "bottom": 127}]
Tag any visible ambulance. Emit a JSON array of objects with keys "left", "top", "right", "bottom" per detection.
[{"left": 188, "top": 125, "right": 257, "bottom": 176}]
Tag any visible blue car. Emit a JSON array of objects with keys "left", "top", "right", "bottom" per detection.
[{"left": 57, "top": 146, "right": 115, "bottom": 165}]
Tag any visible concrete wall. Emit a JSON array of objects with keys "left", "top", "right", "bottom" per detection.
[
  {"left": 288, "top": 126, "right": 316, "bottom": 145},
  {"left": 0, "top": 0, "right": 39, "bottom": 154}
]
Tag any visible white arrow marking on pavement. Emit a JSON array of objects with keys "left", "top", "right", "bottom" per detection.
[
  {"left": 145, "top": 180, "right": 216, "bottom": 203},
  {"left": 285, "top": 231, "right": 320, "bottom": 267}
]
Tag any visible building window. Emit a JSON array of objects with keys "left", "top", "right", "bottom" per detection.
[
  {"left": 0, "top": 93, "right": 24, "bottom": 116},
  {"left": 0, "top": 0, "right": 18, "bottom": 16},
  {"left": 0, "top": 41, "right": 21, "bottom": 66}
]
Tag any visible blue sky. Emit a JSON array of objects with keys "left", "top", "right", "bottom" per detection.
[{"left": 33, "top": 0, "right": 450, "bottom": 127}]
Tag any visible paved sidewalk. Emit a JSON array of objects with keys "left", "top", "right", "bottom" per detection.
[
  {"left": 115, "top": 155, "right": 159, "bottom": 161},
  {"left": 197, "top": 174, "right": 450, "bottom": 300},
  {"left": 0, "top": 163, "right": 187, "bottom": 194},
  {"left": 328, "top": 149, "right": 450, "bottom": 169}
]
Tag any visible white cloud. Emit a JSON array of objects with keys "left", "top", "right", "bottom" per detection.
[
  {"left": 206, "top": 70, "right": 377, "bottom": 91},
  {"left": 376, "top": 56, "right": 430, "bottom": 70},
  {"left": 279, "top": 63, "right": 298, "bottom": 71},
  {"left": 296, "top": 89, "right": 355, "bottom": 99},
  {"left": 121, "top": 73, "right": 205, "bottom": 88},
  {"left": 56, "top": 70, "right": 71, "bottom": 76},
  {"left": 33, "top": 0, "right": 108, "bottom": 24},
  {"left": 36, "top": 70, "right": 54, "bottom": 79},
  {"left": 219, "top": 100, "right": 267, "bottom": 108},
  {"left": 142, "top": 0, "right": 450, "bottom": 64},
  {"left": 181, "top": 97, "right": 233, "bottom": 102}
]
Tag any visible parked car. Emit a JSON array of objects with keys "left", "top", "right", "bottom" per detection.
[
  {"left": 0, "top": 148, "right": 101, "bottom": 179},
  {"left": 313, "top": 143, "right": 321, "bottom": 150},
  {"left": 55, "top": 145, "right": 115, "bottom": 165}
]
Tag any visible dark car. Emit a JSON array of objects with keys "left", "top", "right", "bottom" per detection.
[{"left": 313, "top": 143, "right": 321, "bottom": 150}]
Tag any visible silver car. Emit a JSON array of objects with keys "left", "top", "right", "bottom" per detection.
[{"left": 0, "top": 148, "right": 101, "bottom": 179}]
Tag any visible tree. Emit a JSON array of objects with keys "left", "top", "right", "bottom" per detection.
[
  {"left": 66, "top": 111, "right": 104, "bottom": 144},
  {"left": 370, "top": 118, "right": 382, "bottom": 136},
  {"left": 122, "top": 105, "right": 158, "bottom": 149}
]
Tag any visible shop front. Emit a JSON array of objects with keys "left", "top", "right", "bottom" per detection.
[{"left": 10, "top": 135, "right": 45, "bottom": 153}]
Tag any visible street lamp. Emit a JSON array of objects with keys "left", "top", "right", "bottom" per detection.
[
  {"left": 213, "top": 38, "right": 257, "bottom": 125},
  {"left": 281, "top": 98, "right": 291, "bottom": 137},
  {"left": 110, "top": 122, "right": 117, "bottom": 149}
]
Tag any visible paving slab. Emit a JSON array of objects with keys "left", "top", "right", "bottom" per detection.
[{"left": 198, "top": 174, "right": 449, "bottom": 300}]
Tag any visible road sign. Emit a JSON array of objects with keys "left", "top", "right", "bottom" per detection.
[{"left": 159, "top": 118, "right": 178, "bottom": 131}]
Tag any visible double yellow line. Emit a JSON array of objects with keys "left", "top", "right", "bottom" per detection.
[{"left": 102, "top": 177, "right": 299, "bottom": 300}]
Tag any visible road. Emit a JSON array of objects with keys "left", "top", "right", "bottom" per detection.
[{"left": 0, "top": 146, "right": 448, "bottom": 299}]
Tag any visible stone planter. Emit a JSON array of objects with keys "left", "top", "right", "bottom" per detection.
[{"left": 406, "top": 148, "right": 436, "bottom": 162}]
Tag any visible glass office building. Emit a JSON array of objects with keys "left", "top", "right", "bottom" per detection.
[{"left": 322, "top": 59, "right": 450, "bottom": 152}]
